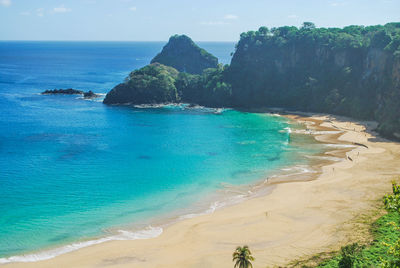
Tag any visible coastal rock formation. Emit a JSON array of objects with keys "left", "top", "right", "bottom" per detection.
[
  {"left": 42, "top": 89, "right": 100, "bottom": 99},
  {"left": 103, "top": 63, "right": 180, "bottom": 104},
  {"left": 83, "top": 90, "right": 100, "bottom": 99},
  {"left": 225, "top": 22, "right": 400, "bottom": 139},
  {"left": 42, "top": 88, "right": 84, "bottom": 95},
  {"left": 103, "top": 35, "right": 230, "bottom": 106},
  {"left": 151, "top": 35, "right": 218, "bottom": 74},
  {"left": 103, "top": 62, "right": 231, "bottom": 107},
  {"left": 104, "top": 23, "right": 400, "bottom": 139}
]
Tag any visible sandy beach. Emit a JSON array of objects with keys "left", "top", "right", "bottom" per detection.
[{"left": 5, "top": 114, "right": 400, "bottom": 268}]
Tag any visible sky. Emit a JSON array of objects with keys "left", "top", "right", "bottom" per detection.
[{"left": 0, "top": 0, "right": 399, "bottom": 41}]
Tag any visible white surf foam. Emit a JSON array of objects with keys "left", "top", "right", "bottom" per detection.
[
  {"left": 0, "top": 226, "right": 162, "bottom": 264},
  {"left": 323, "top": 143, "right": 357, "bottom": 148},
  {"left": 305, "top": 155, "right": 343, "bottom": 162},
  {"left": 276, "top": 165, "right": 318, "bottom": 177},
  {"left": 293, "top": 129, "right": 343, "bottom": 135},
  {"left": 133, "top": 103, "right": 167, "bottom": 108},
  {"left": 178, "top": 195, "right": 244, "bottom": 220}
]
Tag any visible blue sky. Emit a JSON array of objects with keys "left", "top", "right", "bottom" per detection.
[{"left": 0, "top": 0, "right": 399, "bottom": 41}]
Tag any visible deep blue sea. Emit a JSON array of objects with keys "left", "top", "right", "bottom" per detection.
[{"left": 0, "top": 41, "right": 323, "bottom": 262}]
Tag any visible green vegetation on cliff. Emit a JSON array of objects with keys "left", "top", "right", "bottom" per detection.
[
  {"left": 151, "top": 34, "right": 218, "bottom": 74},
  {"left": 178, "top": 64, "right": 232, "bottom": 107},
  {"left": 103, "top": 62, "right": 231, "bottom": 107},
  {"left": 225, "top": 22, "right": 400, "bottom": 139},
  {"left": 103, "top": 63, "right": 180, "bottom": 104},
  {"left": 104, "top": 23, "right": 400, "bottom": 139}
]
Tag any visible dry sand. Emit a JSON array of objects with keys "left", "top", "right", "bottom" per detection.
[{"left": 5, "top": 114, "right": 400, "bottom": 268}]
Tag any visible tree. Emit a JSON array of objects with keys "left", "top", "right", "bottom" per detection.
[
  {"left": 301, "top": 21, "right": 316, "bottom": 30},
  {"left": 232, "top": 245, "right": 255, "bottom": 268},
  {"left": 258, "top": 26, "right": 270, "bottom": 36}
]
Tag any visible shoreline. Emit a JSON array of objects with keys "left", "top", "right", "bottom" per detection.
[
  {"left": 4, "top": 112, "right": 400, "bottom": 267},
  {"left": 0, "top": 111, "right": 323, "bottom": 264}
]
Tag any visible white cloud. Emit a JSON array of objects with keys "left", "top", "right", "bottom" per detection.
[
  {"left": 20, "top": 11, "right": 30, "bottom": 16},
  {"left": 53, "top": 5, "right": 71, "bottom": 13},
  {"left": 200, "top": 21, "right": 229, "bottom": 26},
  {"left": 129, "top": 6, "right": 137, "bottom": 11},
  {"left": 0, "top": 0, "right": 11, "bottom": 7},
  {"left": 224, "top": 14, "right": 238, "bottom": 20},
  {"left": 36, "top": 8, "right": 44, "bottom": 17},
  {"left": 330, "top": 1, "right": 347, "bottom": 6},
  {"left": 288, "top": 14, "right": 298, "bottom": 19}
]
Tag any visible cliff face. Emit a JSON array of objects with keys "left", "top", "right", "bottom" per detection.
[
  {"left": 151, "top": 35, "right": 218, "bottom": 74},
  {"left": 226, "top": 23, "right": 400, "bottom": 139},
  {"left": 103, "top": 24, "right": 400, "bottom": 140}
]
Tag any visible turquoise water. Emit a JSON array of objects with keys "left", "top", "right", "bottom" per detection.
[{"left": 0, "top": 42, "right": 322, "bottom": 261}]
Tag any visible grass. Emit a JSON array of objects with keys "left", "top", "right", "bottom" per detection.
[
  {"left": 317, "top": 211, "right": 400, "bottom": 267},
  {"left": 289, "top": 181, "right": 400, "bottom": 267}
]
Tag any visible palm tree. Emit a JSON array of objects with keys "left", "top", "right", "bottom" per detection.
[{"left": 232, "top": 245, "right": 255, "bottom": 268}]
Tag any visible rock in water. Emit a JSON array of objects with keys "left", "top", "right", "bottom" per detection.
[
  {"left": 83, "top": 90, "right": 100, "bottom": 99},
  {"left": 151, "top": 35, "right": 218, "bottom": 74},
  {"left": 41, "top": 88, "right": 84, "bottom": 95}
]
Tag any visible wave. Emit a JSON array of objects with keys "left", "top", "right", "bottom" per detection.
[
  {"left": 323, "top": 143, "right": 357, "bottom": 148},
  {"left": 276, "top": 165, "right": 318, "bottom": 177},
  {"left": 133, "top": 103, "right": 182, "bottom": 109},
  {"left": 293, "top": 129, "right": 343, "bottom": 135},
  {"left": 283, "top": 127, "right": 291, "bottom": 145},
  {"left": 178, "top": 201, "right": 225, "bottom": 220},
  {"left": 305, "top": 155, "right": 343, "bottom": 162},
  {"left": 76, "top": 93, "right": 106, "bottom": 102},
  {"left": 179, "top": 193, "right": 247, "bottom": 221},
  {"left": 284, "top": 127, "right": 292, "bottom": 134},
  {"left": 132, "top": 103, "right": 228, "bottom": 114},
  {"left": 237, "top": 140, "right": 256, "bottom": 145},
  {"left": 0, "top": 226, "right": 162, "bottom": 264}
]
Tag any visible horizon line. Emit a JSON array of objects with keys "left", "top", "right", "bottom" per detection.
[{"left": 0, "top": 40, "right": 237, "bottom": 43}]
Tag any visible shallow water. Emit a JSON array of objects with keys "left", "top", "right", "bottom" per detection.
[{"left": 0, "top": 41, "right": 323, "bottom": 260}]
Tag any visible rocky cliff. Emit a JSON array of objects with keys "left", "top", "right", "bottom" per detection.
[
  {"left": 151, "top": 35, "right": 218, "bottom": 74},
  {"left": 104, "top": 23, "right": 400, "bottom": 139},
  {"left": 225, "top": 23, "right": 400, "bottom": 139}
]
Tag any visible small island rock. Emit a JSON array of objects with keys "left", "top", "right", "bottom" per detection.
[
  {"left": 83, "top": 90, "right": 100, "bottom": 99},
  {"left": 41, "top": 88, "right": 84, "bottom": 95}
]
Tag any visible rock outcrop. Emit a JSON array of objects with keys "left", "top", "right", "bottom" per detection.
[
  {"left": 103, "top": 24, "right": 400, "bottom": 140},
  {"left": 83, "top": 90, "right": 100, "bottom": 99},
  {"left": 225, "top": 23, "right": 400, "bottom": 139},
  {"left": 151, "top": 35, "right": 218, "bottom": 74},
  {"left": 42, "top": 89, "right": 101, "bottom": 99},
  {"left": 103, "top": 63, "right": 180, "bottom": 105},
  {"left": 41, "top": 88, "right": 84, "bottom": 95}
]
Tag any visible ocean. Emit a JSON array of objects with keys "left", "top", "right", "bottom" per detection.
[{"left": 0, "top": 41, "right": 323, "bottom": 262}]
